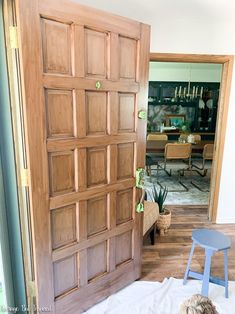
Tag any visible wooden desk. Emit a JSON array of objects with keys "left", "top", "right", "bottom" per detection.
[{"left": 146, "top": 140, "right": 214, "bottom": 154}]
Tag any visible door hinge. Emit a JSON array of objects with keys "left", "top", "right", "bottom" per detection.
[
  {"left": 20, "top": 168, "right": 30, "bottom": 187},
  {"left": 9, "top": 26, "right": 19, "bottom": 49},
  {"left": 27, "top": 281, "right": 36, "bottom": 298}
]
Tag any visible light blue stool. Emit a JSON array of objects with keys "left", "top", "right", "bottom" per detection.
[{"left": 183, "top": 229, "right": 231, "bottom": 298}]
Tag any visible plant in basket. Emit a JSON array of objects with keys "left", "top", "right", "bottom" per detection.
[{"left": 150, "top": 185, "right": 171, "bottom": 236}]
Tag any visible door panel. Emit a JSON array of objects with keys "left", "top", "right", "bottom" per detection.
[
  {"left": 87, "top": 241, "right": 107, "bottom": 281},
  {"left": 87, "top": 147, "right": 107, "bottom": 186},
  {"left": 119, "top": 36, "right": 137, "bottom": 80},
  {"left": 86, "top": 91, "right": 107, "bottom": 135},
  {"left": 118, "top": 93, "right": 136, "bottom": 132},
  {"left": 85, "top": 28, "right": 107, "bottom": 78},
  {"left": 41, "top": 18, "right": 72, "bottom": 75},
  {"left": 115, "top": 231, "right": 132, "bottom": 266},
  {"left": 16, "top": 0, "right": 150, "bottom": 312},
  {"left": 49, "top": 151, "right": 75, "bottom": 196},
  {"left": 87, "top": 195, "right": 107, "bottom": 237},
  {"left": 46, "top": 89, "right": 74, "bottom": 138},
  {"left": 51, "top": 204, "right": 77, "bottom": 249},
  {"left": 53, "top": 254, "right": 78, "bottom": 297}
]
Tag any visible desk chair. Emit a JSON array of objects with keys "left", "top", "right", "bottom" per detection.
[
  {"left": 193, "top": 134, "right": 202, "bottom": 142},
  {"left": 146, "top": 134, "right": 168, "bottom": 177},
  {"left": 145, "top": 154, "right": 164, "bottom": 182},
  {"left": 190, "top": 134, "right": 202, "bottom": 158},
  {"left": 147, "top": 134, "right": 168, "bottom": 141},
  {"left": 191, "top": 144, "right": 214, "bottom": 192},
  {"left": 192, "top": 144, "right": 214, "bottom": 174},
  {"left": 145, "top": 154, "right": 155, "bottom": 177},
  {"left": 158, "top": 143, "right": 192, "bottom": 192}
]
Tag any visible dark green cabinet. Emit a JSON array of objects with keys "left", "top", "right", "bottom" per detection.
[{"left": 148, "top": 81, "right": 220, "bottom": 132}]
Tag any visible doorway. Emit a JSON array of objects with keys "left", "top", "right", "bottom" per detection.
[
  {"left": 146, "top": 61, "right": 221, "bottom": 210},
  {"left": 148, "top": 53, "right": 233, "bottom": 222}
]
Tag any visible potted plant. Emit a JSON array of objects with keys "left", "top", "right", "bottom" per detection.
[
  {"left": 150, "top": 185, "right": 171, "bottom": 236},
  {"left": 179, "top": 121, "right": 192, "bottom": 142}
]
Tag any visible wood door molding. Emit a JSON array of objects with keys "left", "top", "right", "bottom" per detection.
[
  {"left": 210, "top": 56, "right": 234, "bottom": 222},
  {"left": 150, "top": 53, "right": 234, "bottom": 64},
  {"left": 150, "top": 52, "right": 234, "bottom": 222}
]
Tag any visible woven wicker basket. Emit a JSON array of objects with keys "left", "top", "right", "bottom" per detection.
[{"left": 156, "top": 209, "right": 171, "bottom": 236}]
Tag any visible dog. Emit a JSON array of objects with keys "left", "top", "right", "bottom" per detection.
[{"left": 179, "top": 294, "right": 218, "bottom": 314}]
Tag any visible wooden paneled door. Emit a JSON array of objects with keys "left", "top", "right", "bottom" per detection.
[{"left": 15, "top": 0, "right": 150, "bottom": 312}]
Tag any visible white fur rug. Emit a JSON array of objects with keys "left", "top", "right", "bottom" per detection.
[{"left": 84, "top": 277, "right": 235, "bottom": 314}]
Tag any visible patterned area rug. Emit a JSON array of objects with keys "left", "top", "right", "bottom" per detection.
[{"left": 145, "top": 158, "right": 211, "bottom": 206}]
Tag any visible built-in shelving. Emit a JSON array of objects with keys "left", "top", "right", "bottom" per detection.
[{"left": 148, "top": 81, "right": 220, "bottom": 133}]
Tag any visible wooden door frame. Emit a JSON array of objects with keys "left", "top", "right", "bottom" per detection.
[
  {"left": 150, "top": 53, "right": 234, "bottom": 222},
  {"left": 3, "top": 0, "right": 36, "bottom": 311}
]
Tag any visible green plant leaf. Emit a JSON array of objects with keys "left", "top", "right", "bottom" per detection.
[{"left": 150, "top": 184, "right": 168, "bottom": 214}]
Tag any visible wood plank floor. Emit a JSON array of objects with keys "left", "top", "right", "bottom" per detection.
[{"left": 141, "top": 206, "right": 235, "bottom": 282}]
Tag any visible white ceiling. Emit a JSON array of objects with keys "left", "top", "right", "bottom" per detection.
[{"left": 72, "top": 0, "right": 235, "bottom": 54}]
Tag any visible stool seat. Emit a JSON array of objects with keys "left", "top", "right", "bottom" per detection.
[{"left": 192, "top": 229, "right": 231, "bottom": 251}]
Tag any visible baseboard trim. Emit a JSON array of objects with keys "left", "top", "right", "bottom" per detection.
[{"left": 216, "top": 217, "right": 235, "bottom": 224}]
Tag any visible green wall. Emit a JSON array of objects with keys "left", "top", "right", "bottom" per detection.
[
  {"left": 149, "top": 62, "right": 222, "bottom": 82},
  {"left": 0, "top": 1, "right": 26, "bottom": 311}
]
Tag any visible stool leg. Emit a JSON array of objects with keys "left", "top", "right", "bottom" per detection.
[
  {"left": 201, "top": 249, "right": 213, "bottom": 297},
  {"left": 183, "top": 241, "right": 196, "bottom": 285},
  {"left": 224, "top": 249, "right": 229, "bottom": 298}
]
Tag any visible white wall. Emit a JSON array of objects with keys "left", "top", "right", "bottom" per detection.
[
  {"left": 74, "top": 0, "right": 235, "bottom": 223},
  {"left": 149, "top": 62, "right": 222, "bottom": 82}
]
